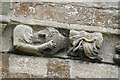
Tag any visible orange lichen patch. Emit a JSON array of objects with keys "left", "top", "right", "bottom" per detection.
[
  {"left": 13, "top": 2, "right": 35, "bottom": 17},
  {"left": 94, "top": 10, "right": 108, "bottom": 26},
  {"left": 20, "top": 2, "right": 29, "bottom": 16},
  {"left": 33, "top": 4, "right": 54, "bottom": 20}
]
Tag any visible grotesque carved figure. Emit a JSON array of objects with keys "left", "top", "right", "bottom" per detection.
[
  {"left": 113, "top": 42, "right": 120, "bottom": 65},
  {"left": 67, "top": 30, "right": 103, "bottom": 61},
  {"left": 13, "top": 24, "right": 67, "bottom": 56}
]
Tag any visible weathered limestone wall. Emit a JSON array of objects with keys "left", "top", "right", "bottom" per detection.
[
  {"left": 0, "top": 1, "right": 120, "bottom": 78},
  {"left": 2, "top": 2, "right": 119, "bottom": 29},
  {"left": 1, "top": 53, "right": 119, "bottom": 78}
]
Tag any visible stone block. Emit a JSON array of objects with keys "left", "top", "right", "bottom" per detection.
[
  {"left": 4, "top": 2, "right": 118, "bottom": 29},
  {"left": 0, "top": 3, "right": 2, "bottom": 15},
  {"left": 69, "top": 60, "right": 118, "bottom": 78},
  {"left": 1, "top": 53, "right": 10, "bottom": 78},
  {"left": 47, "top": 58, "right": 70, "bottom": 78},
  {"left": 9, "top": 54, "right": 48, "bottom": 77},
  {"left": 99, "top": 34, "right": 120, "bottom": 63},
  {"left": 33, "top": 4, "right": 54, "bottom": 20},
  {"left": 2, "top": 53, "right": 10, "bottom": 78},
  {"left": 1, "top": 2, "right": 11, "bottom": 15},
  {"left": 94, "top": 9, "right": 119, "bottom": 28}
]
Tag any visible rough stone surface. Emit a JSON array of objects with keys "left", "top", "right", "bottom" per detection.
[
  {"left": 0, "top": 29, "right": 1, "bottom": 36},
  {"left": 0, "top": 37, "right": 1, "bottom": 52},
  {"left": 9, "top": 54, "right": 48, "bottom": 78},
  {"left": 69, "top": 60, "right": 118, "bottom": 78},
  {"left": 6, "top": 2, "right": 119, "bottom": 29},
  {"left": 1, "top": 2, "right": 10, "bottom": 15},
  {"left": 0, "top": 1, "right": 119, "bottom": 79},
  {"left": 1, "top": 53, "right": 119, "bottom": 78},
  {"left": 47, "top": 58, "right": 70, "bottom": 78},
  {"left": 2, "top": 24, "right": 15, "bottom": 52},
  {"left": 0, "top": 24, "right": 8, "bottom": 52},
  {"left": 9, "top": 16, "right": 120, "bottom": 35},
  {"left": 0, "top": 53, "right": 2, "bottom": 79},
  {"left": 1, "top": 2, "right": 119, "bottom": 28},
  {"left": 99, "top": 34, "right": 120, "bottom": 63},
  {"left": 2, "top": 53, "right": 10, "bottom": 78},
  {"left": 118, "top": 67, "right": 120, "bottom": 79}
]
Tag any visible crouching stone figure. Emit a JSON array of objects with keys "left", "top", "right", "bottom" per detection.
[
  {"left": 67, "top": 30, "right": 103, "bottom": 61},
  {"left": 13, "top": 24, "right": 67, "bottom": 56}
]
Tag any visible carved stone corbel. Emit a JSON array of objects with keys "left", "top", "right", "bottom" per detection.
[
  {"left": 13, "top": 24, "right": 67, "bottom": 56},
  {"left": 67, "top": 30, "right": 103, "bottom": 61}
]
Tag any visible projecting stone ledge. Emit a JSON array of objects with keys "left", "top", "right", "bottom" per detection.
[
  {"left": 0, "top": 15, "right": 120, "bottom": 35},
  {"left": 1, "top": 53, "right": 118, "bottom": 78}
]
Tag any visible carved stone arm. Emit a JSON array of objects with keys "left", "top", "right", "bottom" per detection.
[
  {"left": 14, "top": 42, "right": 40, "bottom": 55},
  {"left": 14, "top": 40, "right": 56, "bottom": 56}
]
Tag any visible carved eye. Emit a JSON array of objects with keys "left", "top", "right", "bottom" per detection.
[{"left": 25, "top": 29, "right": 33, "bottom": 35}]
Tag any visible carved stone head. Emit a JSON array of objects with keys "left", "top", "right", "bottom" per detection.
[{"left": 13, "top": 24, "right": 33, "bottom": 46}]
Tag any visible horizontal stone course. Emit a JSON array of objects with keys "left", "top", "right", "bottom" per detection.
[
  {"left": 69, "top": 60, "right": 118, "bottom": 78},
  {"left": 1, "top": 53, "right": 119, "bottom": 78},
  {"left": 10, "top": 16, "right": 120, "bottom": 35},
  {"left": 0, "top": 0, "right": 119, "bottom": 3},
  {"left": 1, "top": 2, "right": 119, "bottom": 28},
  {"left": 11, "top": 2, "right": 119, "bottom": 29},
  {"left": 0, "top": 15, "right": 119, "bottom": 35},
  {"left": 9, "top": 54, "right": 48, "bottom": 77}
]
